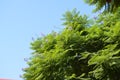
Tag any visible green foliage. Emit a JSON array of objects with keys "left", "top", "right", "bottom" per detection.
[
  {"left": 62, "top": 9, "right": 90, "bottom": 31},
  {"left": 23, "top": 8, "right": 120, "bottom": 80},
  {"left": 96, "top": 8, "right": 120, "bottom": 27},
  {"left": 84, "top": 0, "right": 120, "bottom": 13}
]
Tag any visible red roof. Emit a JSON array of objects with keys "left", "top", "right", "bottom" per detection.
[{"left": 0, "top": 79, "right": 12, "bottom": 80}]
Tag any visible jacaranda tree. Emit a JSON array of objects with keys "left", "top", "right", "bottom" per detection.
[{"left": 22, "top": 1, "right": 120, "bottom": 80}]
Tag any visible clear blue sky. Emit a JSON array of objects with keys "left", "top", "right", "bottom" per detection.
[{"left": 0, "top": 0, "right": 95, "bottom": 80}]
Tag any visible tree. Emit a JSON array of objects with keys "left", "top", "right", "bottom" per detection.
[
  {"left": 84, "top": 0, "right": 120, "bottom": 13},
  {"left": 22, "top": 2, "right": 120, "bottom": 80},
  {"left": 22, "top": 9, "right": 93, "bottom": 80}
]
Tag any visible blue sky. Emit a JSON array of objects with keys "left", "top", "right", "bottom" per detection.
[{"left": 0, "top": 0, "right": 95, "bottom": 80}]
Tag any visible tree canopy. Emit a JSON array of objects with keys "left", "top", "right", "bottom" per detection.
[
  {"left": 84, "top": 0, "right": 120, "bottom": 13},
  {"left": 22, "top": 1, "right": 120, "bottom": 80}
]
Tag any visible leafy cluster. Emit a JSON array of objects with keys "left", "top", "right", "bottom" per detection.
[
  {"left": 23, "top": 8, "right": 120, "bottom": 80},
  {"left": 84, "top": 0, "right": 120, "bottom": 13}
]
